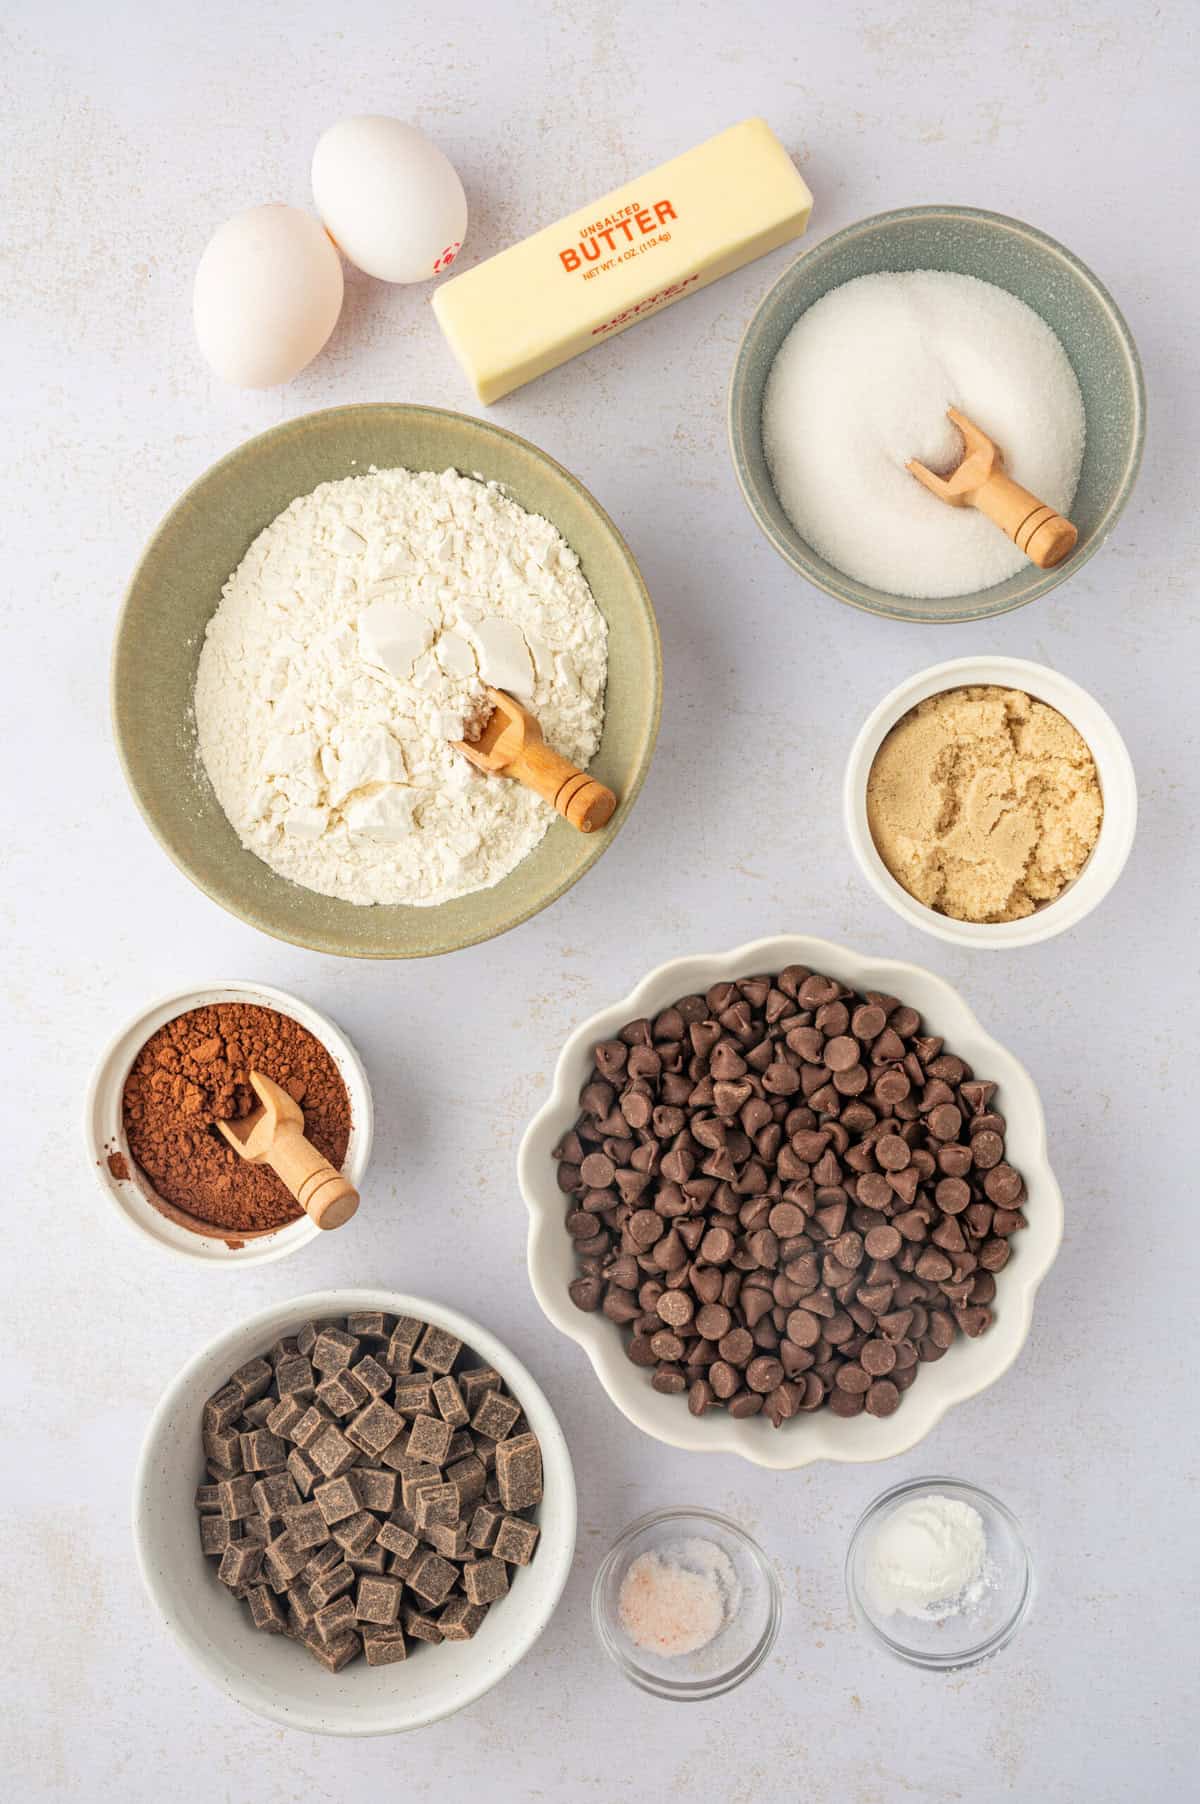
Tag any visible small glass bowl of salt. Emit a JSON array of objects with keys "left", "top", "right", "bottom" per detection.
[
  {"left": 592, "top": 1508, "right": 782, "bottom": 1700},
  {"left": 846, "top": 1476, "right": 1034, "bottom": 1670}
]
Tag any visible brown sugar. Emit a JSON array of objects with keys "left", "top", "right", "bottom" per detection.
[
  {"left": 866, "top": 686, "right": 1102, "bottom": 923},
  {"left": 121, "top": 1003, "right": 352, "bottom": 1232}
]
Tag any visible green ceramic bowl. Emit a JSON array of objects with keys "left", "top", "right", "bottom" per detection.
[
  {"left": 728, "top": 205, "right": 1145, "bottom": 624},
  {"left": 113, "top": 405, "right": 661, "bottom": 957}
]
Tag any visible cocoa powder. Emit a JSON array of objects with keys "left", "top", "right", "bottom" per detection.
[{"left": 121, "top": 1003, "right": 352, "bottom": 1232}]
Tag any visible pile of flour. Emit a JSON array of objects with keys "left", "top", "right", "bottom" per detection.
[{"left": 195, "top": 467, "right": 607, "bottom": 906}]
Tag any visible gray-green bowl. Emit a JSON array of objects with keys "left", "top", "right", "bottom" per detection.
[
  {"left": 113, "top": 405, "right": 661, "bottom": 957},
  {"left": 728, "top": 205, "right": 1145, "bottom": 624}
]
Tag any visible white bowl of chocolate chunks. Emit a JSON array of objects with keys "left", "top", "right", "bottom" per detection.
[
  {"left": 133, "top": 1289, "right": 576, "bottom": 1734},
  {"left": 520, "top": 934, "right": 1063, "bottom": 1471}
]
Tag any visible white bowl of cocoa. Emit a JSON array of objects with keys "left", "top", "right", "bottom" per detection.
[{"left": 84, "top": 980, "right": 373, "bottom": 1263}]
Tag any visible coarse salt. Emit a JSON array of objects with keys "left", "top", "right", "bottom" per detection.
[
  {"left": 617, "top": 1538, "right": 741, "bottom": 1658},
  {"left": 763, "top": 270, "right": 1086, "bottom": 600}
]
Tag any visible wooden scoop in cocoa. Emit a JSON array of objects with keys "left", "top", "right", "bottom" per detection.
[
  {"left": 454, "top": 687, "right": 617, "bottom": 834},
  {"left": 907, "top": 406, "right": 1078, "bottom": 569},
  {"left": 217, "top": 1071, "right": 359, "bottom": 1231}
]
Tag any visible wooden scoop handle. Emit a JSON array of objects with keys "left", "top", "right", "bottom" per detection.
[
  {"left": 509, "top": 741, "right": 617, "bottom": 833},
  {"left": 265, "top": 1127, "right": 360, "bottom": 1230},
  {"left": 972, "top": 470, "right": 1078, "bottom": 569}
]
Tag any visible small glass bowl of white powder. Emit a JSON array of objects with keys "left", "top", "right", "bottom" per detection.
[
  {"left": 592, "top": 1508, "right": 782, "bottom": 1700},
  {"left": 846, "top": 1477, "right": 1033, "bottom": 1670}
]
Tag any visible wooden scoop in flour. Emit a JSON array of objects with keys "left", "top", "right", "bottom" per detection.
[
  {"left": 217, "top": 1071, "right": 359, "bottom": 1231},
  {"left": 454, "top": 687, "right": 617, "bottom": 834},
  {"left": 907, "top": 407, "right": 1078, "bottom": 569}
]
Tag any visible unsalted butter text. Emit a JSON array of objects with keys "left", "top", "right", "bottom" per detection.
[{"left": 559, "top": 200, "right": 677, "bottom": 271}]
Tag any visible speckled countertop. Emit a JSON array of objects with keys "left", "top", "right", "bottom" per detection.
[{"left": 4, "top": 2, "right": 1197, "bottom": 1799}]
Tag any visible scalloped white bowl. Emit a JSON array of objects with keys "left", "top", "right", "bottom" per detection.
[{"left": 519, "top": 935, "right": 1063, "bottom": 1471}]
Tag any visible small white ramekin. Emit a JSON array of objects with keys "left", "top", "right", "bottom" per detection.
[
  {"left": 843, "top": 657, "right": 1137, "bottom": 948},
  {"left": 85, "top": 981, "right": 373, "bottom": 1264}
]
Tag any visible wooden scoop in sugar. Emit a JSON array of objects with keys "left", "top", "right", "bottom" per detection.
[{"left": 907, "top": 407, "right": 1078, "bottom": 570}]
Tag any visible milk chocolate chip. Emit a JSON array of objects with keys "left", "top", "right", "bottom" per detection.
[{"left": 560, "top": 968, "right": 1028, "bottom": 1429}]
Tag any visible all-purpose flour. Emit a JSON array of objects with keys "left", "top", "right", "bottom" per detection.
[{"left": 195, "top": 467, "right": 607, "bottom": 906}]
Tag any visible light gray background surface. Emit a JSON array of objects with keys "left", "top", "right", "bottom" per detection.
[{"left": 3, "top": 2, "right": 1197, "bottom": 1798}]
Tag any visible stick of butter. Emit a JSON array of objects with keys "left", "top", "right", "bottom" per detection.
[{"left": 432, "top": 119, "right": 812, "bottom": 404}]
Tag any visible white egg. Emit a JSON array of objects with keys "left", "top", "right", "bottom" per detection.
[
  {"left": 312, "top": 116, "right": 467, "bottom": 284},
  {"left": 193, "top": 204, "right": 344, "bottom": 388}
]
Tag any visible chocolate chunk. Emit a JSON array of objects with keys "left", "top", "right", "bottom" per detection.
[
  {"left": 304, "top": 1628, "right": 362, "bottom": 1672},
  {"left": 407, "top": 1550, "right": 458, "bottom": 1608},
  {"left": 413, "top": 1324, "right": 462, "bottom": 1375},
  {"left": 330, "top": 1509, "right": 377, "bottom": 1559},
  {"left": 217, "top": 1475, "right": 256, "bottom": 1521},
  {"left": 430, "top": 1375, "right": 470, "bottom": 1427},
  {"left": 290, "top": 1405, "right": 334, "bottom": 1450},
  {"left": 495, "top": 1433, "right": 543, "bottom": 1511},
  {"left": 381, "top": 1316, "right": 421, "bottom": 1375},
  {"left": 345, "top": 1398, "right": 406, "bottom": 1456},
  {"left": 406, "top": 1412, "right": 454, "bottom": 1467},
  {"left": 362, "top": 1623, "right": 408, "bottom": 1665},
  {"left": 438, "top": 1597, "right": 489, "bottom": 1641},
  {"left": 463, "top": 1557, "right": 509, "bottom": 1605},
  {"left": 308, "top": 1561, "right": 355, "bottom": 1608},
  {"left": 314, "top": 1595, "right": 357, "bottom": 1643},
  {"left": 492, "top": 1515, "right": 541, "bottom": 1565},
  {"left": 355, "top": 1574, "right": 403, "bottom": 1624},
  {"left": 311, "top": 1329, "right": 359, "bottom": 1377},
  {"left": 199, "top": 1515, "right": 235, "bottom": 1556},
  {"left": 393, "top": 1376, "right": 436, "bottom": 1418},
  {"left": 281, "top": 1500, "right": 329, "bottom": 1551},
  {"left": 470, "top": 1390, "right": 522, "bottom": 1442},
  {"left": 307, "top": 1424, "right": 357, "bottom": 1479},
  {"left": 354, "top": 1467, "right": 397, "bottom": 1514}
]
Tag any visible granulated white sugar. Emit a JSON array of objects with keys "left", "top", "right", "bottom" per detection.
[{"left": 763, "top": 270, "right": 1085, "bottom": 599}]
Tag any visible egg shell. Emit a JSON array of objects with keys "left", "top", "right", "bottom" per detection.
[
  {"left": 312, "top": 116, "right": 467, "bottom": 284},
  {"left": 193, "top": 204, "right": 344, "bottom": 388}
]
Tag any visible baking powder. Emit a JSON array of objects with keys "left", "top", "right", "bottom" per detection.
[
  {"left": 864, "top": 1493, "right": 989, "bottom": 1621},
  {"left": 195, "top": 466, "right": 606, "bottom": 906}
]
